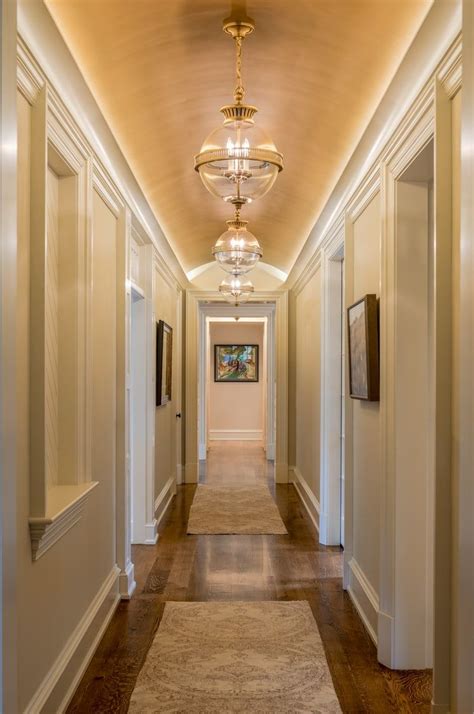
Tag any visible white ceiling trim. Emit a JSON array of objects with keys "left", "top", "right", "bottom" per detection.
[{"left": 186, "top": 261, "right": 287, "bottom": 284}]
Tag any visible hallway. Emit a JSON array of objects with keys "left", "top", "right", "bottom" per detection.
[
  {"left": 67, "top": 443, "right": 431, "bottom": 713},
  {"left": 3, "top": 3, "right": 474, "bottom": 708}
]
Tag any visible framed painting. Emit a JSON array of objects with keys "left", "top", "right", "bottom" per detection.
[
  {"left": 347, "top": 294, "right": 379, "bottom": 401},
  {"left": 156, "top": 320, "right": 173, "bottom": 406},
  {"left": 214, "top": 344, "right": 259, "bottom": 382}
]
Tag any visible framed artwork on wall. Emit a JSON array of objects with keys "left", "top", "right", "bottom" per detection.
[
  {"left": 214, "top": 344, "right": 259, "bottom": 383},
  {"left": 347, "top": 294, "right": 379, "bottom": 401},
  {"left": 156, "top": 320, "right": 173, "bottom": 406}
]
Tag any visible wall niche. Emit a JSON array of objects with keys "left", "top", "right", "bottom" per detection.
[{"left": 28, "top": 89, "right": 97, "bottom": 560}]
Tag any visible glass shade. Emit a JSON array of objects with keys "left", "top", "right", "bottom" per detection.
[
  {"left": 219, "top": 274, "right": 254, "bottom": 305},
  {"left": 195, "top": 113, "right": 283, "bottom": 204},
  {"left": 212, "top": 222, "right": 262, "bottom": 274}
]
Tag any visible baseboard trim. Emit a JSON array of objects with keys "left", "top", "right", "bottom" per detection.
[
  {"left": 431, "top": 703, "right": 450, "bottom": 713},
  {"left": 290, "top": 465, "right": 320, "bottom": 531},
  {"left": 377, "top": 609, "right": 394, "bottom": 666},
  {"left": 347, "top": 557, "right": 379, "bottom": 645},
  {"left": 143, "top": 520, "right": 158, "bottom": 545},
  {"left": 119, "top": 560, "right": 136, "bottom": 600},
  {"left": 208, "top": 429, "right": 263, "bottom": 441},
  {"left": 154, "top": 475, "right": 175, "bottom": 527},
  {"left": 24, "top": 565, "right": 120, "bottom": 714}
]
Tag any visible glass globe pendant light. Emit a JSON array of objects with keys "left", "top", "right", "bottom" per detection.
[
  {"left": 194, "top": 13, "right": 283, "bottom": 206},
  {"left": 212, "top": 206, "right": 262, "bottom": 274},
  {"left": 219, "top": 273, "right": 254, "bottom": 305}
]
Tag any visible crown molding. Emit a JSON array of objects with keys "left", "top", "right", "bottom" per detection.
[
  {"left": 292, "top": 254, "right": 322, "bottom": 297},
  {"left": 92, "top": 161, "right": 124, "bottom": 218},
  {"left": 16, "top": 4, "right": 188, "bottom": 288},
  {"left": 131, "top": 217, "right": 152, "bottom": 247},
  {"left": 437, "top": 34, "right": 462, "bottom": 98},
  {"left": 153, "top": 248, "right": 184, "bottom": 294},
  {"left": 17, "top": 36, "right": 43, "bottom": 104},
  {"left": 292, "top": 212, "right": 346, "bottom": 296},
  {"left": 346, "top": 165, "right": 381, "bottom": 222},
  {"left": 287, "top": 3, "right": 462, "bottom": 289}
]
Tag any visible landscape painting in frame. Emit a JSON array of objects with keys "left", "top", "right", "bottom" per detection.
[
  {"left": 214, "top": 344, "right": 259, "bottom": 383},
  {"left": 347, "top": 294, "right": 379, "bottom": 401}
]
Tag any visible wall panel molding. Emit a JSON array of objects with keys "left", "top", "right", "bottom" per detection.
[
  {"left": 23, "top": 566, "right": 120, "bottom": 714},
  {"left": 27, "top": 77, "right": 99, "bottom": 559}
]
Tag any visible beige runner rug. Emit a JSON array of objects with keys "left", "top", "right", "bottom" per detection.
[
  {"left": 128, "top": 601, "right": 341, "bottom": 713},
  {"left": 187, "top": 484, "right": 287, "bottom": 534}
]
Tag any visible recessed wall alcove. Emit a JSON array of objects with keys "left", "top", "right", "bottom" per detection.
[{"left": 28, "top": 91, "right": 97, "bottom": 560}]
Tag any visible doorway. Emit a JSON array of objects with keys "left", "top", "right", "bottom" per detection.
[
  {"left": 207, "top": 319, "right": 266, "bottom": 447},
  {"left": 197, "top": 304, "right": 277, "bottom": 480},
  {"left": 386, "top": 139, "right": 435, "bottom": 668},
  {"left": 320, "top": 238, "right": 345, "bottom": 547},
  {"left": 130, "top": 285, "right": 148, "bottom": 544}
]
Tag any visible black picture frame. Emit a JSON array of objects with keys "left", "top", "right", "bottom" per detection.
[
  {"left": 156, "top": 320, "right": 173, "bottom": 406},
  {"left": 214, "top": 344, "right": 259, "bottom": 383},
  {"left": 347, "top": 294, "right": 379, "bottom": 401}
]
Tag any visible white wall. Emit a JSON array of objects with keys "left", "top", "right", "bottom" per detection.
[
  {"left": 16, "top": 90, "right": 120, "bottom": 711},
  {"left": 11, "top": 23, "right": 186, "bottom": 713},
  {"left": 154, "top": 265, "right": 180, "bottom": 512},
  {"left": 208, "top": 322, "right": 264, "bottom": 441},
  {"left": 350, "top": 194, "right": 381, "bottom": 602},
  {"left": 1, "top": 5, "right": 18, "bottom": 709},
  {"left": 294, "top": 270, "right": 321, "bottom": 506},
  {"left": 287, "top": 5, "right": 464, "bottom": 688},
  {"left": 456, "top": 4, "right": 474, "bottom": 706}
]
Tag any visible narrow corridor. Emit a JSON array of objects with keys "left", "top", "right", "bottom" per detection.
[{"left": 67, "top": 443, "right": 431, "bottom": 713}]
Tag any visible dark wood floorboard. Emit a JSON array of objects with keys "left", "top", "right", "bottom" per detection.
[{"left": 67, "top": 442, "right": 432, "bottom": 713}]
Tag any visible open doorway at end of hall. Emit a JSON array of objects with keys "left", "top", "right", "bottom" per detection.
[{"left": 198, "top": 307, "right": 276, "bottom": 483}]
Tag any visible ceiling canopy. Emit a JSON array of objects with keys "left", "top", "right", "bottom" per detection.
[{"left": 45, "top": 0, "right": 431, "bottom": 275}]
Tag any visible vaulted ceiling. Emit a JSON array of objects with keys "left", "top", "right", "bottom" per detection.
[{"left": 45, "top": 0, "right": 431, "bottom": 276}]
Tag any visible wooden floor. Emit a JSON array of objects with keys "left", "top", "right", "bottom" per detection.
[{"left": 67, "top": 442, "right": 432, "bottom": 713}]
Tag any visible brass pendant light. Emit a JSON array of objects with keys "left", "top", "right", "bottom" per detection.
[
  {"left": 194, "top": 10, "right": 283, "bottom": 206},
  {"left": 212, "top": 205, "right": 262, "bottom": 274},
  {"left": 219, "top": 272, "right": 255, "bottom": 305}
]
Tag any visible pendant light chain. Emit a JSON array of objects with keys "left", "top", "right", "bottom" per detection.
[{"left": 234, "top": 36, "right": 245, "bottom": 104}]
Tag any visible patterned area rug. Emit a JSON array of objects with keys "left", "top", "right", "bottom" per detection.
[
  {"left": 187, "top": 484, "right": 288, "bottom": 534},
  {"left": 128, "top": 601, "right": 341, "bottom": 713}
]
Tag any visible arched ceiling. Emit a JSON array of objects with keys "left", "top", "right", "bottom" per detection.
[{"left": 45, "top": 0, "right": 431, "bottom": 275}]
